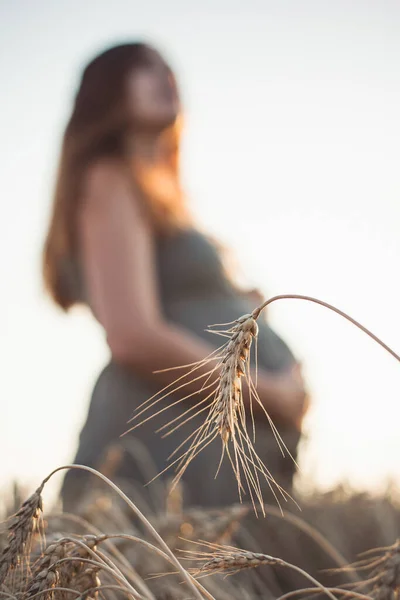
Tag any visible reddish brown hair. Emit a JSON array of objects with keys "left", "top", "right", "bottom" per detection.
[{"left": 43, "top": 42, "right": 188, "bottom": 311}]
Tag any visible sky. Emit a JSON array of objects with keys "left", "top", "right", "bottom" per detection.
[{"left": 0, "top": 0, "right": 399, "bottom": 504}]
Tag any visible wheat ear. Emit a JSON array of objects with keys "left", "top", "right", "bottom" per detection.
[
  {"left": 346, "top": 540, "right": 400, "bottom": 600},
  {"left": 127, "top": 293, "right": 400, "bottom": 517},
  {"left": 40, "top": 465, "right": 216, "bottom": 600},
  {"left": 127, "top": 312, "right": 294, "bottom": 515},
  {"left": 183, "top": 541, "right": 337, "bottom": 600},
  {"left": 0, "top": 484, "right": 44, "bottom": 586}
]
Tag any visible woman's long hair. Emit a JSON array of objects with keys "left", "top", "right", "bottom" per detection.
[{"left": 43, "top": 43, "right": 188, "bottom": 311}]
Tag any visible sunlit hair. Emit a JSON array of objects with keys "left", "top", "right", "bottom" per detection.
[{"left": 43, "top": 42, "right": 189, "bottom": 310}]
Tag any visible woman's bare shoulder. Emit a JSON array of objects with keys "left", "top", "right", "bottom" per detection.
[{"left": 80, "top": 158, "right": 138, "bottom": 215}]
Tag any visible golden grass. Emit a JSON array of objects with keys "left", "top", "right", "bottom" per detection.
[
  {"left": 126, "top": 294, "right": 400, "bottom": 516},
  {"left": 2, "top": 294, "right": 400, "bottom": 598},
  {"left": 0, "top": 466, "right": 399, "bottom": 600}
]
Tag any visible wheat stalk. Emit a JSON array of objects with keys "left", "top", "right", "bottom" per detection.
[
  {"left": 46, "top": 513, "right": 155, "bottom": 600},
  {"left": 277, "top": 587, "right": 372, "bottom": 600},
  {"left": 347, "top": 540, "right": 400, "bottom": 600},
  {"left": 127, "top": 312, "right": 293, "bottom": 515},
  {"left": 0, "top": 484, "right": 44, "bottom": 587},
  {"left": 182, "top": 540, "right": 338, "bottom": 600},
  {"left": 125, "top": 294, "right": 400, "bottom": 516},
  {"left": 40, "top": 465, "right": 215, "bottom": 600}
]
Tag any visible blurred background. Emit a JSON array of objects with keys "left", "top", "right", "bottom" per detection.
[{"left": 1, "top": 0, "right": 399, "bottom": 502}]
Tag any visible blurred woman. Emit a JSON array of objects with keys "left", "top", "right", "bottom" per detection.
[{"left": 43, "top": 42, "right": 308, "bottom": 512}]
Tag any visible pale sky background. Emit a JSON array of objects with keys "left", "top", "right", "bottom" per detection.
[{"left": 1, "top": 0, "right": 399, "bottom": 504}]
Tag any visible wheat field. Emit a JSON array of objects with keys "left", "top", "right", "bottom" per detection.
[{"left": 1, "top": 296, "right": 399, "bottom": 599}]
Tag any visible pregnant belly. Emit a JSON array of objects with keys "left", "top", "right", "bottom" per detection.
[{"left": 164, "top": 295, "right": 294, "bottom": 373}]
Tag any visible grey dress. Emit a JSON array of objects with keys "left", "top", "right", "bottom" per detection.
[{"left": 61, "top": 229, "right": 300, "bottom": 512}]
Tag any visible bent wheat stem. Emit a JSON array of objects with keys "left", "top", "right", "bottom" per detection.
[{"left": 125, "top": 294, "right": 400, "bottom": 516}]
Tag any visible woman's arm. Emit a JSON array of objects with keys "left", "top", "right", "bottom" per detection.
[{"left": 79, "top": 160, "right": 307, "bottom": 427}]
